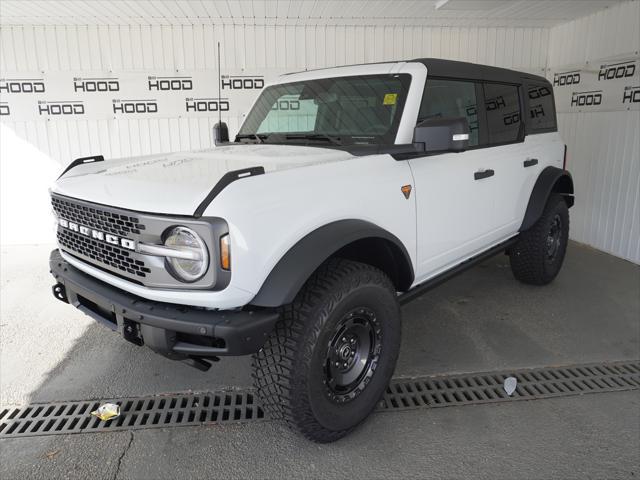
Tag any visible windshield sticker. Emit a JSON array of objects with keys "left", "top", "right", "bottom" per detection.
[{"left": 383, "top": 93, "right": 398, "bottom": 105}]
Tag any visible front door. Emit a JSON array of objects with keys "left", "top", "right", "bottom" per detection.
[{"left": 409, "top": 77, "right": 501, "bottom": 282}]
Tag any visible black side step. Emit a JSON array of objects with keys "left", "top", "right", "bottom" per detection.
[{"left": 399, "top": 237, "right": 519, "bottom": 305}]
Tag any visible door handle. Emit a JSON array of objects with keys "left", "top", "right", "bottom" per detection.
[
  {"left": 523, "top": 158, "right": 539, "bottom": 168},
  {"left": 474, "top": 169, "right": 495, "bottom": 180}
]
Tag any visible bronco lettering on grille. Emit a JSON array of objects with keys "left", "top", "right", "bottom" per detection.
[{"left": 58, "top": 218, "right": 136, "bottom": 250}]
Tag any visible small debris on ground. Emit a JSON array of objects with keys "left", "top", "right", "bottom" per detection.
[
  {"left": 504, "top": 376, "right": 517, "bottom": 396},
  {"left": 91, "top": 403, "right": 120, "bottom": 421},
  {"left": 44, "top": 449, "right": 60, "bottom": 460}
]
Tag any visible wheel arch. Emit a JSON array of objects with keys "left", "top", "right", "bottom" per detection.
[
  {"left": 520, "top": 166, "right": 574, "bottom": 232},
  {"left": 250, "top": 220, "right": 415, "bottom": 307}
]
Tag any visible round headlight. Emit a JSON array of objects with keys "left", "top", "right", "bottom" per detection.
[{"left": 164, "top": 226, "right": 209, "bottom": 282}]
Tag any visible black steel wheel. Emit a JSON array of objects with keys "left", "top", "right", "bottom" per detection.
[
  {"left": 545, "top": 214, "right": 563, "bottom": 262},
  {"left": 252, "top": 258, "right": 401, "bottom": 443},
  {"left": 324, "top": 307, "right": 382, "bottom": 403}
]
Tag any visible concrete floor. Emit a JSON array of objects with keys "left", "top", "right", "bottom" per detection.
[{"left": 1, "top": 241, "right": 639, "bottom": 479}]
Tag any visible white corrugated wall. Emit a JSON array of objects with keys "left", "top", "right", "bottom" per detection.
[
  {"left": 549, "top": 0, "right": 640, "bottom": 263},
  {"left": 1, "top": 6, "right": 638, "bottom": 262},
  {"left": 0, "top": 23, "right": 549, "bottom": 162}
]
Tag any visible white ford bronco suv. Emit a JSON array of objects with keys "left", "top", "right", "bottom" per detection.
[{"left": 50, "top": 58, "right": 573, "bottom": 442}]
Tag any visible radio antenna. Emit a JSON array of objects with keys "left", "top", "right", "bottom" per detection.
[{"left": 217, "top": 41, "right": 222, "bottom": 131}]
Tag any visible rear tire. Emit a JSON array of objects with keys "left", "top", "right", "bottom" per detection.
[
  {"left": 510, "top": 194, "right": 569, "bottom": 285},
  {"left": 252, "top": 258, "right": 401, "bottom": 443}
]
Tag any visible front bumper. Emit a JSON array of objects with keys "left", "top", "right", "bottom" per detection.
[{"left": 49, "top": 249, "right": 279, "bottom": 359}]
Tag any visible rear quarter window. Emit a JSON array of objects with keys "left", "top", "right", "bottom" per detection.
[{"left": 526, "top": 83, "right": 557, "bottom": 133}]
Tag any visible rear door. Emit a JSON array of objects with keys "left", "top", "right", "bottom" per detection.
[
  {"left": 481, "top": 82, "right": 530, "bottom": 235},
  {"left": 409, "top": 77, "right": 501, "bottom": 281}
]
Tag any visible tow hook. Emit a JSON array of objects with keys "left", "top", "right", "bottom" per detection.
[
  {"left": 52, "top": 283, "right": 69, "bottom": 303},
  {"left": 184, "top": 356, "right": 220, "bottom": 372}
]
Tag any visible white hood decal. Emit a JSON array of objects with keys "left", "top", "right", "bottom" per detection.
[{"left": 52, "top": 144, "right": 354, "bottom": 215}]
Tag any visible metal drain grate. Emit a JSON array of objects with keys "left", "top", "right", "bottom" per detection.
[
  {"left": 0, "top": 390, "right": 264, "bottom": 439},
  {"left": 1, "top": 361, "right": 637, "bottom": 438},
  {"left": 381, "top": 360, "right": 640, "bottom": 411}
]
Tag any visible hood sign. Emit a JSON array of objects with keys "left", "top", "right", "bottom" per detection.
[
  {"left": 552, "top": 57, "right": 639, "bottom": 112},
  {"left": 58, "top": 218, "right": 136, "bottom": 250},
  {"left": 74, "top": 77, "right": 120, "bottom": 92},
  {"left": 2, "top": 70, "right": 268, "bottom": 121},
  {"left": 38, "top": 101, "right": 84, "bottom": 116},
  {"left": 0, "top": 78, "right": 46, "bottom": 93},
  {"left": 186, "top": 97, "right": 230, "bottom": 112},
  {"left": 112, "top": 99, "right": 158, "bottom": 114},
  {"left": 221, "top": 75, "right": 264, "bottom": 90},
  {"left": 148, "top": 76, "right": 193, "bottom": 91}
]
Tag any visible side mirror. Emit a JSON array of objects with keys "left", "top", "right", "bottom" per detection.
[
  {"left": 413, "top": 117, "right": 470, "bottom": 153},
  {"left": 213, "top": 122, "right": 229, "bottom": 145}
]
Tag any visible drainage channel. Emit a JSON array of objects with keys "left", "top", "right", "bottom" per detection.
[
  {"left": 381, "top": 360, "right": 640, "bottom": 411},
  {"left": 1, "top": 360, "right": 637, "bottom": 439},
  {"left": 0, "top": 390, "right": 264, "bottom": 438}
]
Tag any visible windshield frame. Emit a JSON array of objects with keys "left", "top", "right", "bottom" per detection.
[{"left": 236, "top": 73, "right": 413, "bottom": 148}]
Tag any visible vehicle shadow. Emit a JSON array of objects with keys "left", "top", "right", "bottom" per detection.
[{"left": 20, "top": 241, "right": 640, "bottom": 407}]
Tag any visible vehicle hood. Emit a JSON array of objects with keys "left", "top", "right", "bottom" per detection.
[{"left": 52, "top": 144, "right": 354, "bottom": 215}]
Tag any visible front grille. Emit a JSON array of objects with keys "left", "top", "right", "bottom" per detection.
[
  {"left": 52, "top": 195, "right": 151, "bottom": 281},
  {"left": 57, "top": 229, "right": 150, "bottom": 278},
  {"left": 51, "top": 193, "right": 221, "bottom": 289},
  {"left": 52, "top": 196, "right": 146, "bottom": 237}
]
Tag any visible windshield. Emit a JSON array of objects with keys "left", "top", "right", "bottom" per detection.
[{"left": 237, "top": 74, "right": 411, "bottom": 146}]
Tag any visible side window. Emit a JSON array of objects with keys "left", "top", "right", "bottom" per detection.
[
  {"left": 527, "top": 83, "right": 556, "bottom": 132},
  {"left": 418, "top": 78, "right": 480, "bottom": 147},
  {"left": 484, "top": 83, "right": 521, "bottom": 144}
]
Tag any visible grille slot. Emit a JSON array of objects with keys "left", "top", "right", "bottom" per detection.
[{"left": 52, "top": 196, "right": 146, "bottom": 237}]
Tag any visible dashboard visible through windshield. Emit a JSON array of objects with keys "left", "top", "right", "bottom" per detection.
[{"left": 237, "top": 74, "right": 412, "bottom": 146}]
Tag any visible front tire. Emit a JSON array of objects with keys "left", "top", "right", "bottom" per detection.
[
  {"left": 252, "top": 259, "right": 401, "bottom": 443},
  {"left": 510, "top": 194, "right": 570, "bottom": 285}
]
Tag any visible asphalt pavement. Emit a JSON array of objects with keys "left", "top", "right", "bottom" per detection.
[{"left": 1, "top": 241, "right": 638, "bottom": 479}]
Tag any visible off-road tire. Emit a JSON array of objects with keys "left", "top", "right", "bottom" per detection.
[
  {"left": 510, "top": 194, "right": 569, "bottom": 285},
  {"left": 252, "top": 258, "right": 401, "bottom": 443}
]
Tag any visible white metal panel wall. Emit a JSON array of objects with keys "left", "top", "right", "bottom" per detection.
[
  {"left": 549, "top": 1, "right": 640, "bottom": 263},
  {"left": 548, "top": 0, "right": 639, "bottom": 67},
  {"left": 0, "top": 23, "right": 549, "bottom": 164},
  {"left": 0, "top": 1, "right": 623, "bottom": 27}
]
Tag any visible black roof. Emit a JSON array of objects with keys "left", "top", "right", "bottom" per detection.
[
  {"left": 282, "top": 58, "right": 551, "bottom": 86},
  {"left": 412, "top": 58, "right": 550, "bottom": 85}
]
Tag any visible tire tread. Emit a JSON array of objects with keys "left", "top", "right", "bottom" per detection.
[
  {"left": 252, "top": 258, "right": 397, "bottom": 442},
  {"left": 510, "top": 194, "right": 569, "bottom": 285}
]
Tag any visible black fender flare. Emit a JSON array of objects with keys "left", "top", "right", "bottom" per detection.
[
  {"left": 250, "top": 219, "right": 414, "bottom": 307},
  {"left": 520, "top": 166, "right": 574, "bottom": 232}
]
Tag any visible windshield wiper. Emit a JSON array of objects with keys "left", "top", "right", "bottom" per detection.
[
  {"left": 235, "top": 133, "right": 268, "bottom": 143},
  {"left": 285, "top": 133, "right": 343, "bottom": 146}
]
